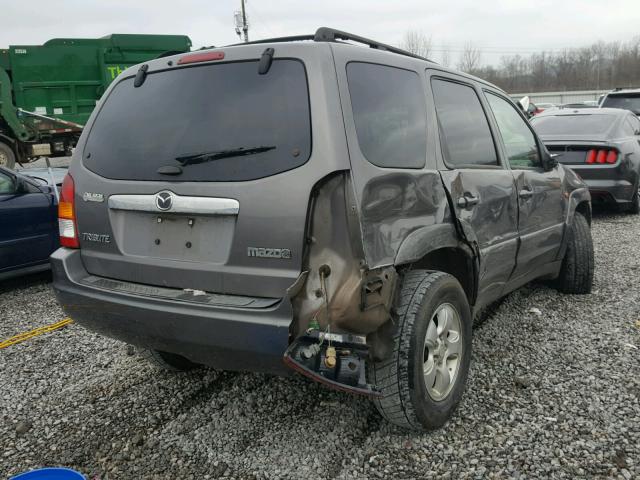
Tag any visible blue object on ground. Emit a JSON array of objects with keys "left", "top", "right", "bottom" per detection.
[{"left": 10, "top": 467, "right": 85, "bottom": 480}]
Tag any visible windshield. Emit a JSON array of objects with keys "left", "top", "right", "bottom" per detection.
[
  {"left": 84, "top": 59, "right": 311, "bottom": 182},
  {"left": 601, "top": 94, "right": 640, "bottom": 115},
  {"left": 530, "top": 114, "right": 616, "bottom": 136}
]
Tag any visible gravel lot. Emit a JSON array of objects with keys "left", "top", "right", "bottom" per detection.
[{"left": 1, "top": 211, "right": 638, "bottom": 479}]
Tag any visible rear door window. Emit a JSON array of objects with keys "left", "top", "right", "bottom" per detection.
[
  {"left": 431, "top": 79, "right": 498, "bottom": 168},
  {"left": 485, "top": 92, "right": 541, "bottom": 169},
  {"left": 84, "top": 60, "right": 311, "bottom": 182},
  {"left": 346, "top": 62, "right": 426, "bottom": 168}
]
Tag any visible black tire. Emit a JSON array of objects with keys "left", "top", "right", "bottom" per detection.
[
  {"left": 369, "top": 270, "right": 472, "bottom": 431},
  {"left": 141, "top": 348, "right": 200, "bottom": 372},
  {"left": 555, "top": 212, "right": 594, "bottom": 294},
  {"left": 0, "top": 142, "right": 16, "bottom": 170}
]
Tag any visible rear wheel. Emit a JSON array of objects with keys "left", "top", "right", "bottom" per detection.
[
  {"left": 555, "top": 212, "right": 594, "bottom": 294},
  {"left": 369, "top": 270, "right": 472, "bottom": 431},
  {"left": 0, "top": 142, "right": 16, "bottom": 169},
  {"left": 141, "top": 348, "right": 200, "bottom": 371}
]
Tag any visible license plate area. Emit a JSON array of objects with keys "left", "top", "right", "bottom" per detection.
[{"left": 109, "top": 210, "right": 236, "bottom": 263}]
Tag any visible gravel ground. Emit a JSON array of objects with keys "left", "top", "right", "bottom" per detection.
[{"left": 1, "top": 211, "right": 639, "bottom": 479}]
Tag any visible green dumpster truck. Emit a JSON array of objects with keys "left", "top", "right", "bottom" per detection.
[{"left": 0, "top": 33, "right": 192, "bottom": 169}]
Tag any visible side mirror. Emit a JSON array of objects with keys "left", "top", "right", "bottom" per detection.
[
  {"left": 14, "top": 177, "right": 28, "bottom": 194},
  {"left": 15, "top": 177, "right": 38, "bottom": 194}
]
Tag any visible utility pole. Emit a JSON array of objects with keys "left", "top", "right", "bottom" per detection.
[{"left": 234, "top": 0, "right": 249, "bottom": 43}]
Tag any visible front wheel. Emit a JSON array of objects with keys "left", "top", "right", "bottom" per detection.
[
  {"left": 555, "top": 212, "right": 594, "bottom": 294},
  {"left": 369, "top": 270, "right": 472, "bottom": 431}
]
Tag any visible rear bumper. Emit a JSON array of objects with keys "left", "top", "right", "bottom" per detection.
[
  {"left": 581, "top": 178, "right": 635, "bottom": 204},
  {"left": 51, "top": 248, "right": 292, "bottom": 375},
  {"left": 567, "top": 167, "right": 636, "bottom": 203}
]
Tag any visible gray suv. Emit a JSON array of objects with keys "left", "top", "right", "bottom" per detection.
[
  {"left": 52, "top": 28, "right": 594, "bottom": 430},
  {"left": 600, "top": 87, "right": 640, "bottom": 116}
]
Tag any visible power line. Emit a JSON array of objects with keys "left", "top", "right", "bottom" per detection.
[{"left": 245, "top": 2, "right": 277, "bottom": 38}]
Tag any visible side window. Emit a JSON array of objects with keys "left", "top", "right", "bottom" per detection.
[
  {"left": 0, "top": 171, "right": 16, "bottom": 194},
  {"left": 347, "top": 62, "right": 426, "bottom": 168},
  {"left": 485, "top": 92, "right": 541, "bottom": 169},
  {"left": 431, "top": 79, "right": 498, "bottom": 168}
]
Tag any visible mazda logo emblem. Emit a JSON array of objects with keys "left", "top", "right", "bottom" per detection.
[{"left": 155, "top": 191, "right": 173, "bottom": 211}]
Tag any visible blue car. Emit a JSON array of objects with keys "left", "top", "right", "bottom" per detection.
[{"left": 0, "top": 166, "right": 63, "bottom": 280}]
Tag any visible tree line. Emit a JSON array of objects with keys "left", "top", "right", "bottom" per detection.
[{"left": 401, "top": 30, "right": 640, "bottom": 93}]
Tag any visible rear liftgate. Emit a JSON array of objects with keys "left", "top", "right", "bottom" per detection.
[{"left": 283, "top": 173, "right": 397, "bottom": 398}]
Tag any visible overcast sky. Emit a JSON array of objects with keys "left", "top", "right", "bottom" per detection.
[{"left": 2, "top": 1, "right": 639, "bottom": 66}]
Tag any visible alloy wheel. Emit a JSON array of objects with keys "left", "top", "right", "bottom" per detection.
[{"left": 423, "top": 303, "right": 463, "bottom": 401}]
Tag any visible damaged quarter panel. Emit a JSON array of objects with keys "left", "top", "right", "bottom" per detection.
[
  {"left": 291, "top": 173, "right": 398, "bottom": 337},
  {"left": 360, "top": 172, "right": 452, "bottom": 266},
  {"left": 331, "top": 45, "right": 453, "bottom": 269}
]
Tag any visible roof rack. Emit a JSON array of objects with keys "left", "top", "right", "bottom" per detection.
[
  {"left": 227, "top": 27, "right": 435, "bottom": 63},
  {"left": 231, "top": 34, "right": 316, "bottom": 47},
  {"left": 313, "top": 27, "right": 434, "bottom": 62}
]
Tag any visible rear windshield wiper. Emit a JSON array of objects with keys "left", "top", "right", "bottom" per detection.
[{"left": 175, "top": 146, "right": 276, "bottom": 166}]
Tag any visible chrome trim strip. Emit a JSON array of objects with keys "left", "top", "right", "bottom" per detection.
[{"left": 108, "top": 192, "right": 239, "bottom": 215}]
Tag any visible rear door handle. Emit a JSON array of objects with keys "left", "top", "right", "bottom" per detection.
[
  {"left": 519, "top": 187, "right": 534, "bottom": 199},
  {"left": 457, "top": 194, "right": 479, "bottom": 209}
]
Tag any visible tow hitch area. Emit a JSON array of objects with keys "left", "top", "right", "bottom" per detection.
[{"left": 283, "top": 331, "right": 382, "bottom": 398}]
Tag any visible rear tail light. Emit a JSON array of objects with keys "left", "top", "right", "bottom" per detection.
[
  {"left": 585, "top": 148, "right": 619, "bottom": 165},
  {"left": 58, "top": 173, "right": 79, "bottom": 248}
]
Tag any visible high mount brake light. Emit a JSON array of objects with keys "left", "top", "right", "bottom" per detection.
[
  {"left": 177, "top": 51, "right": 225, "bottom": 65},
  {"left": 58, "top": 173, "right": 79, "bottom": 248}
]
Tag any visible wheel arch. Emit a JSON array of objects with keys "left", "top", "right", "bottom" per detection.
[
  {"left": 394, "top": 224, "right": 478, "bottom": 306},
  {"left": 566, "top": 187, "right": 591, "bottom": 226},
  {"left": 575, "top": 200, "right": 592, "bottom": 225}
]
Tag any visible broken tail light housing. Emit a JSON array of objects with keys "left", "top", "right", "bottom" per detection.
[{"left": 58, "top": 173, "right": 79, "bottom": 248}]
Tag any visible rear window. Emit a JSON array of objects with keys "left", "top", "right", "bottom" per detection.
[
  {"left": 84, "top": 60, "right": 311, "bottom": 182},
  {"left": 601, "top": 93, "right": 640, "bottom": 115},
  {"left": 531, "top": 114, "right": 616, "bottom": 136}
]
